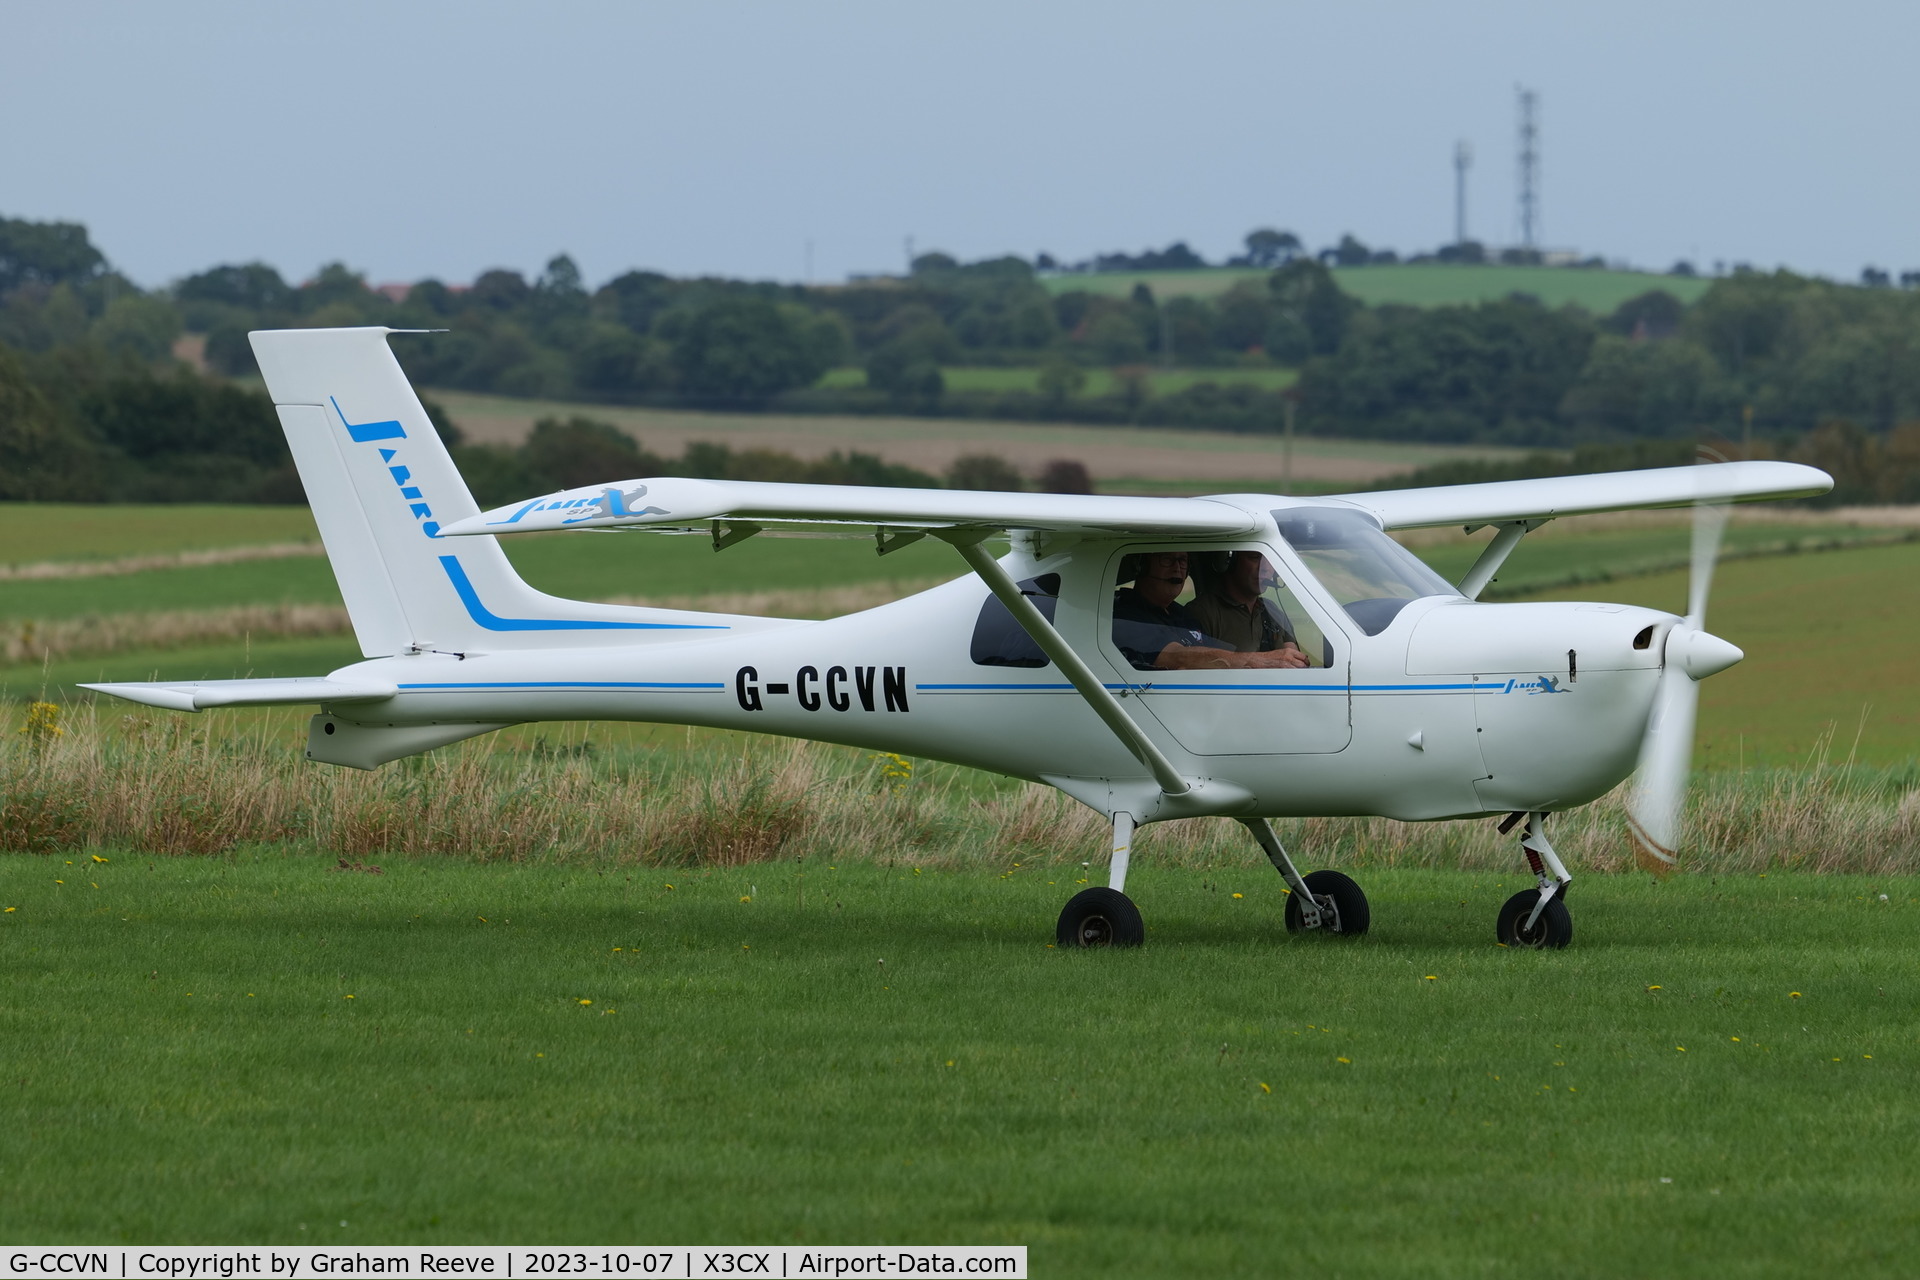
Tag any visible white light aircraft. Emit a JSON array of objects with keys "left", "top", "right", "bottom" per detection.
[{"left": 85, "top": 329, "right": 1833, "bottom": 948}]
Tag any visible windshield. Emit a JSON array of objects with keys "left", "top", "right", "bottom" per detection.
[{"left": 1272, "top": 507, "right": 1460, "bottom": 635}]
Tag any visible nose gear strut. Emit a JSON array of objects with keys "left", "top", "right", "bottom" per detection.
[{"left": 1495, "top": 810, "right": 1573, "bottom": 948}]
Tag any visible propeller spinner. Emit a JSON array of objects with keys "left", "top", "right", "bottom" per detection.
[{"left": 1626, "top": 501, "right": 1741, "bottom": 873}]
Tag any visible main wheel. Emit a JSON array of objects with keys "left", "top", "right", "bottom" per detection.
[
  {"left": 1056, "top": 887, "right": 1145, "bottom": 948},
  {"left": 1496, "top": 889, "right": 1572, "bottom": 949},
  {"left": 1283, "top": 870, "right": 1370, "bottom": 936}
]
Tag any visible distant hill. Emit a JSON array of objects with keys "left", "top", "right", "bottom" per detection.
[{"left": 1041, "top": 263, "right": 1711, "bottom": 311}]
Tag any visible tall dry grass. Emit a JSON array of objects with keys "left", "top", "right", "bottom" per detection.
[{"left": 0, "top": 704, "right": 1914, "bottom": 875}]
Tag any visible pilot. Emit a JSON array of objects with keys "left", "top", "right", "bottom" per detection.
[
  {"left": 1188, "top": 550, "right": 1309, "bottom": 667},
  {"left": 1111, "top": 551, "right": 1308, "bottom": 671}
]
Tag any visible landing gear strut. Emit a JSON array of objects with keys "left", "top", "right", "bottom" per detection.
[
  {"left": 1496, "top": 811, "right": 1573, "bottom": 949},
  {"left": 1240, "top": 818, "right": 1370, "bottom": 936},
  {"left": 1057, "top": 812, "right": 1145, "bottom": 948}
]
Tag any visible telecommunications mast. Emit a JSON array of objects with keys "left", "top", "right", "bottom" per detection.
[
  {"left": 1453, "top": 140, "right": 1472, "bottom": 246},
  {"left": 1516, "top": 85, "right": 1540, "bottom": 250}
]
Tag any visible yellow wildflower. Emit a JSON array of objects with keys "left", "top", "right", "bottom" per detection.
[{"left": 19, "top": 701, "right": 62, "bottom": 746}]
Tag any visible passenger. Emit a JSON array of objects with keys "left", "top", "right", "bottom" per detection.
[
  {"left": 1188, "top": 550, "right": 1309, "bottom": 667},
  {"left": 1111, "top": 551, "right": 1309, "bottom": 671}
]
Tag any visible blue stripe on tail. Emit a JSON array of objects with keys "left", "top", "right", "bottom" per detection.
[{"left": 437, "top": 556, "right": 726, "bottom": 632}]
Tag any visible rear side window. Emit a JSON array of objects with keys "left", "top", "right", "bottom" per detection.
[{"left": 970, "top": 573, "right": 1061, "bottom": 667}]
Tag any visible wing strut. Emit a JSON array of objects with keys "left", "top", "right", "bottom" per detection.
[
  {"left": 943, "top": 533, "right": 1190, "bottom": 798},
  {"left": 1457, "top": 519, "right": 1548, "bottom": 599}
]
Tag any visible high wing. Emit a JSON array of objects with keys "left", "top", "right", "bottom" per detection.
[
  {"left": 440, "top": 461, "right": 1830, "bottom": 545},
  {"left": 1317, "top": 460, "right": 1831, "bottom": 530},
  {"left": 438, "top": 480, "right": 1263, "bottom": 540}
]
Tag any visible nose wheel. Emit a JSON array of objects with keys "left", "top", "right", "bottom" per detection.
[
  {"left": 1495, "top": 811, "right": 1575, "bottom": 949},
  {"left": 1496, "top": 888, "right": 1572, "bottom": 948}
]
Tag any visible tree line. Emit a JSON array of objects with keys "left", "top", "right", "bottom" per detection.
[
  {"left": 447, "top": 416, "right": 1080, "bottom": 510},
  {"left": 4, "top": 214, "right": 1920, "bottom": 504}
]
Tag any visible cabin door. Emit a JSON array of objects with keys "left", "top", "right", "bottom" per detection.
[{"left": 1099, "top": 543, "right": 1352, "bottom": 756}]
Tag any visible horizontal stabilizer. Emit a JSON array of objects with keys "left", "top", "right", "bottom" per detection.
[
  {"left": 441, "top": 478, "right": 1261, "bottom": 541},
  {"left": 79, "top": 677, "right": 398, "bottom": 713}
]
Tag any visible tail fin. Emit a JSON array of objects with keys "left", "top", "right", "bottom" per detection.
[{"left": 251, "top": 327, "right": 721, "bottom": 656}]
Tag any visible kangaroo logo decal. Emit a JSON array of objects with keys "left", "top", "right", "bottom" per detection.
[{"left": 564, "top": 486, "right": 670, "bottom": 524}]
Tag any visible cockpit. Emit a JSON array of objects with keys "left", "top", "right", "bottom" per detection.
[
  {"left": 966, "top": 505, "right": 1463, "bottom": 675},
  {"left": 1108, "top": 549, "right": 1329, "bottom": 672}
]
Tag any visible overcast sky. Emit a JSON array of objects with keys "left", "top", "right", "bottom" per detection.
[{"left": 7, "top": 0, "right": 1916, "bottom": 291}]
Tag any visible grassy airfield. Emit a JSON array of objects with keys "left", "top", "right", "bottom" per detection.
[
  {"left": 2, "top": 497, "right": 1916, "bottom": 1265},
  {"left": 0, "top": 855, "right": 1914, "bottom": 1270}
]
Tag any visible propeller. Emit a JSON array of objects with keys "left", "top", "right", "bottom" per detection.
[{"left": 1625, "top": 497, "right": 1743, "bottom": 873}]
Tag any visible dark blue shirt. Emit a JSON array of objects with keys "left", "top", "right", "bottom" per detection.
[{"left": 1111, "top": 588, "right": 1231, "bottom": 671}]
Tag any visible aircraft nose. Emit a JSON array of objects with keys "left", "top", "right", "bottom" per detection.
[{"left": 1667, "top": 626, "right": 1744, "bottom": 681}]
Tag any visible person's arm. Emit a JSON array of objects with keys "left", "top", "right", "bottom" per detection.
[
  {"left": 1152, "top": 641, "right": 1233, "bottom": 670},
  {"left": 1154, "top": 640, "right": 1308, "bottom": 670},
  {"left": 1236, "top": 644, "right": 1310, "bottom": 669}
]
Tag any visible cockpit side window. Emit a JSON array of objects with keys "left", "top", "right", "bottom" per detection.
[
  {"left": 1272, "top": 507, "right": 1460, "bottom": 636},
  {"left": 969, "top": 573, "right": 1060, "bottom": 667},
  {"left": 1188, "top": 550, "right": 1335, "bottom": 669},
  {"left": 1110, "top": 548, "right": 1334, "bottom": 672}
]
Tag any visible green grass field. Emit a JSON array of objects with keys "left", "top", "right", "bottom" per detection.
[
  {"left": 0, "top": 527, "right": 957, "bottom": 624},
  {"left": 814, "top": 366, "right": 1300, "bottom": 395},
  {"left": 0, "top": 504, "right": 319, "bottom": 566},
  {"left": 4, "top": 505, "right": 1915, "bottom": 768},
  {"left": 1040, "top": 263, "right": 1714, "bottom": 311},
  {"left": 5, "top": 507, "right": 1899, "bottom": 625},
  {"left": 4, "top": 500, "right": 1915, "bottom": 1263},
  {"left": 1, "top": 855, "right": 1914, "bottom": 1270}
]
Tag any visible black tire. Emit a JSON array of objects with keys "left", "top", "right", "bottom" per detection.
[
  {"left": 1283, "top": 869, "right": 1370, "bottom": 936},
  {"left": 1056, "top": 887, "right": 1145, "bottom": 948},
  {"left": 1496, "top": 889, "right": 1572, "bottom": 949}
]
